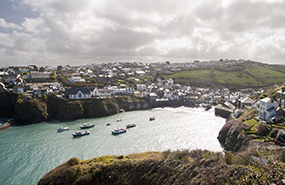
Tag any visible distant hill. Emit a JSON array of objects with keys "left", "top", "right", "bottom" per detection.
[{"left": 163, "top": 61, "right": 285, "bottom": 89}]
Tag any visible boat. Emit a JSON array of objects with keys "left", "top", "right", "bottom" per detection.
[
  {"left": 117, "top": 119, "right": 122, "bottom": 122},
  {"left": 119, "top": 109, "right": 125, "bottom": 113},
  {"left": 149, "top": 117, "right": 155, "bottom": 121},
  {"left": 72, "top": 131, "right": 90, "bottom": 137},
  {"left": 80, "top": 123, "right": 95, "bottom": 129},
  {"left": 205, "top": 105, "right": 212, "bottom": 111},
  {"left": 111, "top": 128, "right": 127, "bottom": 135},
  {"left": 126, "top": 123, "right": 136, "bottom": 128},
  {"left": 106, "top": 123, "right": 111, "bottom": 126},
  {"left": 57, "top": 127, "right": 69, "bottom": 132}
]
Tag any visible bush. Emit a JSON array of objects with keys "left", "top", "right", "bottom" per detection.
[
  {"left": 67, "top": 157, "right": 80, "bottom": 166},
  {"left": 225, "top": 151, "right": 233, "bottom": 165},
  {"left": 257, "top": 124, "right": 271, "bottom": 136}
]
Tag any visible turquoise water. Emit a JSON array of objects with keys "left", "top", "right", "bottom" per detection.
[{"left": 0, "top": 107, "right": 225, "bottom": 185}]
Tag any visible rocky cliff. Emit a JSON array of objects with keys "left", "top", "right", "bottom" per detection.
[
  {"left": 217, "top": 119, "right": 251, "bottom": 151},
  {"left": 5, "top": 93, "right": 150, "bottom": 125},
  {"left": 0, "top": 91, "right": 19, "bottom": 118}
]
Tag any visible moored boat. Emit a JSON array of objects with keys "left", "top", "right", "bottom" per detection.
[
  {"left": 205, "top": 105, "right": 212, "bottom": 111},
  {"left": 57, "top": 127, "right": 69, "bottom": 132},
  {"left": 72, "top": 131, "right": 90, "bottom": 137},
  {"left": 126, "top": 123, "right": 136, "bottom": 128},
  {"left": 111, "top": 128, "right": 127, "bottom": 135},
  {"left": 106, "top": 123, "right": 111, "bottom": 126},
  {"left": 80, "top": 123, "right": 95, "bottom": 129},
  {"left": 117, "top": 119, "right": 122, "bottom": 122},
  {"left": 149, "top": 117, "right": 155, "bottom": 121}
]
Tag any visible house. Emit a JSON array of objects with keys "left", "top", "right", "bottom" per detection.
[
  {"left": 149, "top": 92, "right": 157, "bottom": 102},
  {"left": 65, "top": 88, "right": 91, "bottom": 99},
  {"left": 276, "top": 87, "right": 285, "bottom": 108},
  {"left": 25, "top": 72, "right": 51, "bottom": 83},
  {"left": 136, "top": 84, "right": 147, "bottom": 91},
  {"left": 258, "top": 97, "right": 278, "bottom": 121},
  {"left": 135, "top": 71, "right": 145, "bottom": 76},
  {"left": 240, "top": 97, "right": 254, "bottom": 108},
  {"left": 68, "top": 76, "right": 85, "bottom": 83}
]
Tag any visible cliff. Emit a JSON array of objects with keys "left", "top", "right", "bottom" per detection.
[
  {"left": 14, "top": 98, "right": 48, "bottom": 125},
  {"left": 38, "top": 149, "right": 285, "bottom": 185},
  {"left": 7, "top": 94, "right": 150, "bottom": 125},
  {"left": 0, "top": 91, "right": 19, "bottom": 118},
  {"left": 217, "top": 119, "right": 251, "bottom": 151}
]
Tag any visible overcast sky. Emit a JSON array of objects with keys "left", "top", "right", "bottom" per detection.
[{"left": 0, "top": 0, "right": 285, "bottom": 67}]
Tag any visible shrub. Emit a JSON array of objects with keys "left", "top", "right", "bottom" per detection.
[
  {"left": 257, "top": 124, "right": 271, "bottom": 136},
  {"left": 67, "top": 157, "right": 80, "bottom": 166},
  {"left": 225, "top": 151, "right": 233, "bottom": 165}
]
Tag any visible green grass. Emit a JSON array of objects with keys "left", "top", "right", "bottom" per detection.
[
  {"left": 162, "top": 61, "right": 285, "bottom": 88},
  {"left": 244, "top": 118, "right": 259, "bottom": 131},
  {"left": 214, "top": 70, "right": 260, "bottom": 85},
  {"left": 165, "top": 70, "right": 211, "bottom": 80}
]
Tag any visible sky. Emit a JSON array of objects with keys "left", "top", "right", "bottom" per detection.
[{"left": 0, "top": 0, "right": 285, "bottom": 67}]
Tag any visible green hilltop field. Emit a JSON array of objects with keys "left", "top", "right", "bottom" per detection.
[{"left": 162, "top": 61, "right": 285, "bottom": 89}]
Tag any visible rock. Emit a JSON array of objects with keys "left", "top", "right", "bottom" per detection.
[
  {"left": 0, "top": 91, "right": 19, "bottom": 117},
  {"left": 218, "top": 119, "right": 251, "bottom": 151},
  {"left": 14, "top": 99, "right": 48, "bottom": 125},
  {"left": 56, "top": 101, "right": 84, "bottom": 121},
  {"left": 274, "top": 129, "right": 285, "bottom": 146}
]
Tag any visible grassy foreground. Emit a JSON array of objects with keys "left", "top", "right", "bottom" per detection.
[{"left": 39, "top": 149, "right": 285, "bottom": 185}]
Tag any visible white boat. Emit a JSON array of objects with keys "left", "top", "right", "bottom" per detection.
[
  {"left": 80, "top": 123, "right": 95, "bottom": 129},
  {"left": 57, "top": 127, "right": 69, "bottom": 132},
  {"left": 126, "top": 124, "right": 136, "bottom": 128},
  {"left": 117, "top": 119, "right": 122, "bottom": 122},
  {"left": 72, "top": 131, "right": 90, "bottom": 137},
  {"left": 111, "top": 128, "right": 127, "bottom": 135}
]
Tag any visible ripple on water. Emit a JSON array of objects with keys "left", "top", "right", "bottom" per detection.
[{"left": 0, "top": 107, "right": 225, "bottom": 185}]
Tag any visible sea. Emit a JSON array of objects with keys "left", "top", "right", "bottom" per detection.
[{"left": 0, "top": 107, "right": 225, "bottom": 185}]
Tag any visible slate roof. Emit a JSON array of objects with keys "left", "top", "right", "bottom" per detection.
[
  {"left": 30, "top": 72, "right": 50, "bottom": 79},
  {"left": 65, "top": 88, "right": 91, "bottom": 95}
]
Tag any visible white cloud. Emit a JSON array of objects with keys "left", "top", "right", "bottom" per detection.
[{"left": 0, "top": 0, "right": 285, "bottom": 66}]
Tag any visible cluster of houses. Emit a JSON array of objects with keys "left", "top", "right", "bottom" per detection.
[{"left": 1, "top": 61, "right": 285, "bottom": 124}]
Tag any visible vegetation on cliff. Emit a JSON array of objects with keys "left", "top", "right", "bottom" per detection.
[
  {"left": 38, "top": 149, "right": 285, "bottom": 185},
  {"left": 14, "top": 97, "right": 48, "bottom": 125}
]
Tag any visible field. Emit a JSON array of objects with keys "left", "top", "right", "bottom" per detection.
[{"left": 163, "top": 62, "right": 285, "bottom": 88}]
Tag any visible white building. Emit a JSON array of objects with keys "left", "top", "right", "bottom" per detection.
[
  {"left": 68, "top": 76, "right": 85, "bottom": 83},
  {"left": 258, "top": 97, "right": 278, "bottom": 121},
  {"left": 136, "top": 84, "right": 147, "bottom": 91}
]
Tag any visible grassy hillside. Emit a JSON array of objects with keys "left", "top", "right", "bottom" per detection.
[
  {"left": 39, "top": 149, "right": 285, "bottom": 185},
  {"left": 163, "top": 61, "right": 285, "bottom": 88}
]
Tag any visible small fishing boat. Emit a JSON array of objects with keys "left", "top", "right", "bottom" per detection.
[
  {"left": 57, "top": 127, "right": 69, "bottom": 132},
  {"left": 80, "top": 123, "right": 95, "bottom": 129},
  {"left": 119, "top": 109, "right": 125, "bottom": 113},
  {"left": 106, "top": 123, "right": 111, "bottom": 126},
  {"left": 72, "top": 131, "right": 90, "bottom": 137},
  {"left": 205, "top": 105, "right": 212, "bottom": 111},
  {"left": 149, "top": 117, "right": 155, "bottom": 121},
  {"left": 126, "top": 124, "right": 136, "bottom": 128},
  {"left": 117, "top": 119, "right": 122, "bottom": 122},
  {"left": 111, "top": 128, "right": 127, "bottom": 135}
]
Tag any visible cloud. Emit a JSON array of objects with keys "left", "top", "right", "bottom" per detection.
[{"left": 0, "top": 0, "right": 285, "bottom": 67}]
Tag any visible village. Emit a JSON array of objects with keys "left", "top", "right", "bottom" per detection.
[{"left": 0, "top": 59, "right": 285, "bottom": 125}]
